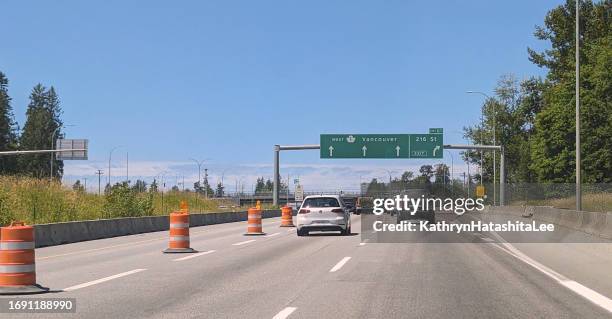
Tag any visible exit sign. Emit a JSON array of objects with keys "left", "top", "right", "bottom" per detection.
[{"left": 320, "top": 130, "right": 443, "bottom": 159}]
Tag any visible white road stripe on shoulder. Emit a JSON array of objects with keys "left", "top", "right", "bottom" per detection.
[
  {"left": 63, "top": 269, "right": 147, "bottom": 291},
  {"left": 266, "top": 232, "right": 281, "bottom": 237},
  {"left": 232, "top": 239, "right": 256, "bottom": 246},
  {"left": 272, "top": 307, "right": 297, "bottom": 319},
  {"left": 173, "top": 250, "right": 216, "bottom": 261},
  {"left": 330, "top": 257, "right": 352, "bottom": 273}
]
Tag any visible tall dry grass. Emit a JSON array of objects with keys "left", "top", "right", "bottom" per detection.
[{"left": 0, "top": 176, "right": 239, "bottom": 226}]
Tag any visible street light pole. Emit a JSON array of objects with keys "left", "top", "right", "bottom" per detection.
[
  {"left": 575, "top": 0, "right": 582, "bottom": 211},
  {"left": 467, "top": 91, "right": 496, "bottom": 205},
  {"left": 108, "top": 146, "right": 123, "bottom": 187}
]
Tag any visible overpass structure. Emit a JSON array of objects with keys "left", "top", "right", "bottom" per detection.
[{"left": 272, "top": 144, "right": 504, "bottom": 206}]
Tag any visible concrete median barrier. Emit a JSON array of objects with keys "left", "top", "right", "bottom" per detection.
[
  {"left": 15, "top": 210, "right": 280, "bottom": 248},
  {"left": 482, "top": 205, "right": 612, "bottom": 240},
  {"left": 602, "top": 212, "right": 612, "bottom": 240}
]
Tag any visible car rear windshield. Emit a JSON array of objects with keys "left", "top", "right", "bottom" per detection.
[{"left": 302, "top": 197, "right": 340, "bottom": 208}]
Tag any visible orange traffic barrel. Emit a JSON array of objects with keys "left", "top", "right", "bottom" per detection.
[
  {"left": 0, "top": 221, "right": 49, "bottom": 295},
  {"left": 244, "top": 207, "right": 265, "bottom": 235},
  {"left": 280, "top": 206, "right": 295, "bottom": 227},
  {"left": 163, "top": 211, "right": 197, "bottom": 253}
]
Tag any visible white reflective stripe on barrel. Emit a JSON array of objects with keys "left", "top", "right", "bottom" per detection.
[
  {"left": 169, "top": 236, "right": 190, "bottom": 242},
  {"left": 0, "top": 264, "right": 35, "bottom": 273},
  {"left": 170, "top": 223, "right": 189, "bottom": 228},
  {"left": 0, "top": 241, "right": 35, "bottom": 250},
  {"left": 248, "top": 215, "right": 261, "bottom": 218},
  {"left": 247, "top": 224, "right": 262, "bottom": 228}
]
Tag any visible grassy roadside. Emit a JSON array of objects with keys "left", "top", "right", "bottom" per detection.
[
  {"left": 510, "top": 192, "right": 612, "bottom": 213},
  {"left": 0, "top": 176, "right": 262, "bottom": 226}
]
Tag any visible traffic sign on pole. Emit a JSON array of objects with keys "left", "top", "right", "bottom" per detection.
[{"left": 320, "top": 130, "right": 443, "bottom": 159}]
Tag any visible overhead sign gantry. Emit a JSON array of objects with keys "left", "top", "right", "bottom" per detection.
[
  {"left": 320, "top": 129, "right": 443, "bottom": 159},
  {"left": 273, "top": 129, "right": 504, "bottom": 207}
]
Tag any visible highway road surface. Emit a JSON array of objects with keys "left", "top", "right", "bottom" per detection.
[{"left": 2, "top": 214, "right": 612, "bottom": 318}]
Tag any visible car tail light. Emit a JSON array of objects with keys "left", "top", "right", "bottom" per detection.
[
  {"left": 331, "top": 208, "right": 344, "bottom": 213},
  {"left": 298, "top": 209, "right": 310, "bottom": 214}
]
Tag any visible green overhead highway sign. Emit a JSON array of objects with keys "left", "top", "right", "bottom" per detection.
[{"left": 320, "top": 130, "right": 443, "bottom": 159}]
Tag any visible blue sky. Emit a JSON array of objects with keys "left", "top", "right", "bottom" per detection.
[{"left": 1, "top": 0, "right": 561, "bottom": 192}]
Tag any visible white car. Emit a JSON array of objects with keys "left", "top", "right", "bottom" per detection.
[{"left": 296, "top": 195, "right": 351, "bottom": 236}]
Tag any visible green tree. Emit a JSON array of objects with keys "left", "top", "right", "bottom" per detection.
[
  {"left": 254, "top": 177, "right": 266, "bottom": 194},
  {"left": 19, "top": 84, "right": 64, "bottom": 178},
  {"left": 0, "top": 72, "right": 19, "bottom": 174},
  {"left": 150, "top": 179, "right": 159, "bottom": 193},
  {"left": 434, "top": 164, "right": 450, "bottom": 184},
  {"left": 215, "top": 182, "right": 225, "bottom": 197},
  {"left": 132, "top": 179, "right": 147, "bottom": 192},
  {"left": 418, "top": 165, "right": 434, "bottom": 183},
  {"left": 72, "top": 180, "right": 85, "bottom": 192},
  {"left": 528, "top": 0, "right": 611, "bottom": 182}
]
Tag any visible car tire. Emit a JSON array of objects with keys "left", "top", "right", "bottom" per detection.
[{"left": 297, "top": 229, "right": 306, "bottom": 236}]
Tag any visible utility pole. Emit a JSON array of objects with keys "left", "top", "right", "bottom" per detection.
[
  {"left": 575, "top": 0, "right": 582, "bottom": 211},
  {"left": 84, "top": 177, "right": 87, "bottom": 193},
  {"left": 95, "top": 169, "right": 104, "bottom": 196},
  {"left": 204, "top": 168, "right": 209, "bottom": 198},
  {"left": 126, "top": 152, "right": 129, "bottom": 184}
]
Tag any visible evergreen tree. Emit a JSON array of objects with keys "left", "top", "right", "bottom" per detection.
[
  {"left": 215, "top": 182, "right": 224, "bottom": 197},
  {"left": 0, "top": 72, "right": 19, "bottom": 174},
  {"left": 150, "top": 179, "right": 159, "bottom": 193},
  {"left": 72, "top": 180, "right": 85, "bottom": 192},
  {"left": 19, "top": 84, "right": 64, "bottom": 178}
]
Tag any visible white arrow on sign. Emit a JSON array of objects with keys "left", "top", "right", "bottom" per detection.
[
  {"left": 433, "top": 145, "right": 441, "bottom": 157},
  {"left": 395, "top": 145, "right": 400, "bottom": 157},
  {"left": 362, "top": 145, "right": 367, "bottom": 157},
  {"left": 328, "top": 146, "right": 334, "bottom": 157}
]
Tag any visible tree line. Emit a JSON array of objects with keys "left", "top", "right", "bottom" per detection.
[
  {"left": 0, "top": 72, "right": 64, "bottom": 178},
  {"left": 463, "top": 0, "right": 611, "bottom": 184}
]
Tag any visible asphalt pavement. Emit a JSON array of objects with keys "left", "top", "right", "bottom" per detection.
[{"left": 1, "top": 212, "right": 611, "bottom": 318}]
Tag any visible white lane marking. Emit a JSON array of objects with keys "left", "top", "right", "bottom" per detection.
[
  {"left": 286, "top": 229, "right": 296, "bottom": 232},
  {"left": 172, "top": 250, "right": 216, "bottom": 262},
  {"left": 481, "top": 237, "right": 494, "bottom": 242},
  {"left": 232, "top": 239, "right": 256, "bottom": 246},
  {"left": 359, "top": 239, "right": 369, "bottom": 246},
  {"left": 330, "top": 257, "right": 352, "bottom": 273},
  {"left": 272, "top": 306, "right": 297, "bottom": 319},
  {"left": 490, "top": 243, "right": 612, "bottom": 313},
  {"left": 266, "top": 232, "right": 281, "bottom": 237},
  {"left": 477, "top": 217, "right": 612, "bottom": 314},
  {"left": 63, "top": 269, "right": 147, "bottom": 291}
]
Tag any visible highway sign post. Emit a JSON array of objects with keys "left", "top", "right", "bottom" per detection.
[
  {"left": 320, "top": 131, "right": 443, "bottom": 159},
  {"left": 295, "top": 185, "right": 304, "bottom": 202}
]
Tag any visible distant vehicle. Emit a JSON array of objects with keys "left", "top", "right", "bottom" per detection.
[
  {"left": 356, "top": 197, "right": 374, "bottom": 215},
  {"left": 396, "top": 189, "right": 436, "bottom": 224},
  {"left": 341, "top": 196, "right": 357, "bottom": 214},
  {"left": 296, "top": 195, "right": 352, "bottom": 236}
]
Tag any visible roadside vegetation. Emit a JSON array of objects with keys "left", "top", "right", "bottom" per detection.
[{"left": 0, "top": 176, "right": 243, "bottom": 226}]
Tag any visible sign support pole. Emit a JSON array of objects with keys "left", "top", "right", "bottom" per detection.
[{"left": 272, "top": 143, "right": 504, "bottom": 206}]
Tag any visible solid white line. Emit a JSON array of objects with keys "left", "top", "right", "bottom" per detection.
[
  {"left": 272, "top": 307, "right": 297, "bottom": 319},
  {"left": 266, "top": 232, "right": 281, "bottom": 237},
  {"left": 63, "top": 269, "right": 147, "bottom": 291},
  {"left": 286, "top": 229, "right": 296, "bottom": 232},
  {"left": 330, "top": 257, "right": 352, "bottom": 273},
  {"left": 172, "top": 250, "right": 216, "bottom": 261},
  {"left": 481, "top": 237, "right": 494, "bottom": 242},
  {"left": 359, "top": 239, "right": 369, "bottom": 246},
  {"left": 232, "top": 239, "right": 256, "bottom": 246},
  {"left": 478, "top": 218, "right": 612, "bottom": 314}
]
